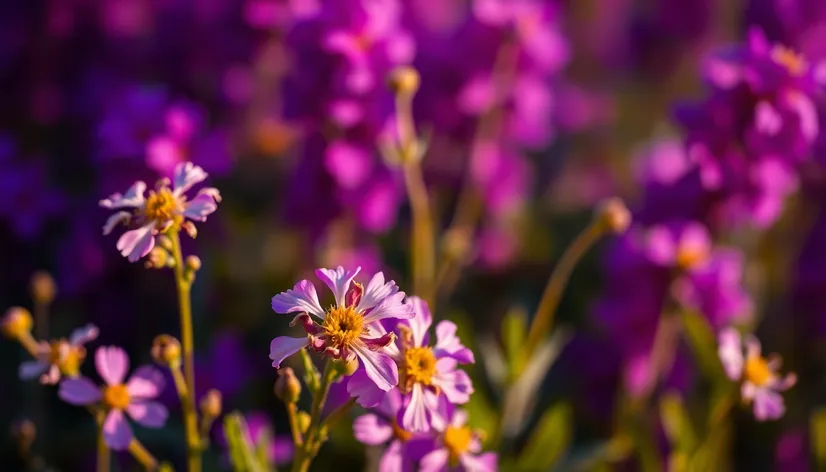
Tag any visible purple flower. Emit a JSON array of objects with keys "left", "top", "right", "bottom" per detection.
[
  {"left": 19, "top": 324, "right": 99, "bottom": 385},
  {"left": 0, "top": 156, "right": 64, "bottom": 239},
  {"left": 718, "top": 328, "right": 796, "bottom": 421},
  {"left": 644, "top": 221, "right": 712, "bottom": 270},
  {"left": 419, "top": 407, "right": 497, "bottom": 472},
  {"left": 348, "top": 297, "right": 474, "bottom": 432},
  {"left": 58, "top": 346, "right": 168, "bottom": 450},
  {"left": 99, "top": 161, "right": 221, "bottom": 262},
  {"left": 96, "top": 84, "right": 168, "bottom": 162},
  {"left": 270, "top": 267, "right": 414, "bottom": 391}
]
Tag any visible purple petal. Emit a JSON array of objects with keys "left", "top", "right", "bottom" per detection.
[
  {"left": 461, "top": 452, "right": 498, "bottom": 472},
  {"left": 434, "top": 321, "right": 475, "bottom": 364},
  {"left": 419, "top": 449, "right": 450, "bottom": 472},
  {"left": 182, "top": 193, "right": 218, "bottom": 222},
  {"left": 58, "top": 377, "right": 102, "bottom": 405},
  {"left": 645, "top": 225, "right": 677, "bottom": 265},
  {"left": 173, "top": 161, "right": 208, "bottom": 196},
  {"left": 103, "top": 410, "right": 133, "bottom": 451},
  {"left": 405, "top": 297, "right": 432, "bottom": 347},
  {"left": 402, "top": 384, "right": 438, "bottom": 432},
  {"left": 127, "top": 400, "right": 168, "bottom": 428},
  {"left": 718, "top": 328, "right": 744, "bottom": 381},
  {"left": 379, "top": 441, "right": 412, "bottom": 472},
  {"left": 354, "top": 346, "right": 398, "bottom": 391},
  {"left": 753, "top": 388, "right": 786, "bottom": 421},
  {"left": 362, "top": 292, "right": 414, "bottom": 324},
  {"left": 269, "top": 336, "right": 309, "bottom": 368},
  {"left": 272, "top": 280, "right": 325, "bottom": 318},
  {"left": 99, "top": 181, "right": 147, "bottom": 209},
  {"left": 102, "top": 211, "right": 131, "bottom": 235},
  {"left": 357, "top": 272, "right": 400, "bottom": 312},
  {"left": 126, "top": 366, "right": 165, "bottom": 399},
  {"left": 95, "top": 346, "right": 129, "bottom": 386},
  {"left": 19, "top": 361, "right": 50, "bottom": 381},
  {"left": 755, "top": 101, "right": 782, "bottom": 136},
  {"left": 146, "top": 137, "right": 184, "bottom": 176},
  {"left": 40, "top": 365, "right": 61, "bottom": 385},
  {"left": 353, "top": 413, "right": 393, "bottom": 445},
  {"left": 116, "top": 223, "right": 156, "bottom": 262},
  {"left": 324, "top": 141, "right": 373, "bottom": 190},
  {"left": 787, "top": 90, "right": 818, "bottom": 142},
  {"left": 433, "top": 364, "right": 474, "bottom": 404},
  {"left": 347, "top": 369, "right": 386, "bottom": 408},
  {"left": 69, "top": 324, "right": 100, "bottom": 346},
  {"left": 315, "top": 266, "right": 361, "bottom": 308}
]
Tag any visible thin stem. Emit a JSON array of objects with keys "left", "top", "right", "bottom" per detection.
[
  {"left": 18, "top": 332, "right": 42, "bottom": 359},
  {"left": 170, "top": 230, "right": 202, "bottom": 472},
  {"left": 522, "top": 219, "right": 605, "bottom": 362},
  {"left": 286, "top": 403, "right": 303, "bottom": 448},
  {"left": 128, "top": 439, "right": 159, "bottom": 471},
  {"left": 291, "top": 361, "right": 335, "bottom": 472},
  {"left": 97, "top": 413, "right": 110, "bottom": 472}
]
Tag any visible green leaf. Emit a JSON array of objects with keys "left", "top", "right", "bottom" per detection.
[
  {"left": 517, "top": 402, "right": 572, "bottom": 470},
  {"left": 254, "top": 423, "right": 273, "bottom": 471},
  {"left": 659, "top": 392, "right": 697, "bottom": 453},
  {"left": 224, "top": 412, "right": 265, "bottom": 472},
  {"left": 300, "top": 348, "right": 320, "bottom": 393},
  {"left": 502, "top": 307, "right": 527, "bottom": 375},
  {"left": 680, "top": 311, "right": 725, "bottom": 381},
  {"left": 811, "top": 408, "right": 826, "bottom": 469}
]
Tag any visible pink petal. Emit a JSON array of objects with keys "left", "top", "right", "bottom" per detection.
[
  {"left": 679, "top": 223, "right": 711, "bottom": 264},
  {"left": 182, "top": 193, "right": 218, "bottom": 222},
  {"left": 419, "top": 449, "right": 450, "bottom": 472},
  {"left": 126, "top": 366, "right": 165, "bottom": 399},
  {"left": 271, "top": 280, "right": 325, "bottom": 318},
  {"left": 461, "top": 452, "right": 498, "bottom": 472},
  {"left": 645, "top": 225, "right": 677, "bottom": 265},
  {"left": 315, "top": 266, "right": 361, "bottom": 308},
  {"left": 99, "top": 181, "right": 147, "bottom": 209},
  {"left": 40, "top": 365, "right": 61, "bottom": 385},
  {"left": 357, "top": 272, "right": 400, "bottom": 312},
  {"left": 69, "top": 324, "right": 100, "bottom": 346},
  {"left": 402, "top": 384, "right": 438, "bottom": 432},
  {"left": 347, "top": 369, "right": 386, "bottom": 408},
  {"left": 434, "top": 321, "right": 474, "bottom": 364},
  {"left": 405, "top": 297, "right": 432, "bottom": 347},
  {"left": 434, "top": 367, "right": 474, "bottom": 405},
  {"left": 126, "top": 400, "right": 168, "bottom": 428},
  {"left": 102, "top": 211, "right": 131, "bottom": 235},
  {"left": 269, "top": 336, "right": 309, "bottom": 368},
  {"left": 718, "top": 327, "right": 744, "bottom": 381},
  {"left": 324, "top": 141, "right": 373, "bottom": 190},
  {"left": 116, "top": 223, "right": 156, "bottom": 262},
  {"left": 59, "top": 377, "right": 102, "bottom": 405},
  {"left": 103, "top": 410, "right": 133, "bottom": 451},
  {"left": 95, "top": 346, "right": 129, "bottom": 386},
  {"left": 362, "top": 292, "right": 414, "bottom": 324},
  {"left": 353, "top": 413, "right": 393, "bottom": 445},
  {"left": 173, "top": 161, "right": 208, "bottom": 195},
  {"left": 379, "top": 441, "right": 408, "bottom": 472},
  {"left": 146, "top": 137, "right": 184, "bottom": 176},
  {"left": 753, "top": 388, "right": 786, "bottom": 421},
  {"left": 354, "top": 346, "right": 398, "bottom": 391}
]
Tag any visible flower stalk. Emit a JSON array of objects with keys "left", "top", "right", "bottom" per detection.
[
  {"left": 291, "top": 361, "right": 337, "bottom": 472},
  {"left": 97, "top": 411, "right": 111, "bottom": 472}
]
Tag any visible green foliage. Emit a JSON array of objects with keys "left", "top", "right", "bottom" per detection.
[
  {"left": 224, "top": 412, "right": 266, "bottom": 472},
  {"left": 811, "top": 408, "right": 826, "bottom": 469},
  {"left": 517, "top": 402, "right": 572, "bottom": 470},
  {"left": 502, "top": 307, "right": 528, "bottom": 377},
  {"left": 680, "top": 311, "right": 726, "bottom": 381}
]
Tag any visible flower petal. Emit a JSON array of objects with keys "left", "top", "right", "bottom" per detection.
[
  {"left": 126, "top": 366, "right": 165, "bottom": 399},
  {"left": 315, "top": 266, "right": 361, "bottom": 308},
  {"left": 434, "top": 321, "right": 475, "bottom": 364},
  {"left": 116, "top": 223, "right": 156, "bottom": 262},
  {"left": 272, "top": 280, "right": 325, "bottom": 319},
  {"left": 405, "top": 296, "right": 432, "bottom": 347},
  {"left": 357, "top": 272, "right": 400, "bottom": 312},
  {"left": 173, "top": 161, "right": 208, "bottom": 196},
  {"left": 353, "top": 413, "right": 393, "bottom": 445},
  {"left": 59, "top": 377, "right": 102, "bottom": 405},
  {"left": 103, "top": 410, "right": 133, "bottom": 451},
  {"left": 752, "top": 387, "right": 786, "bottom": 421},
  {"left": 379, "top": 441, "right": 412, "bottom": 472},
  {"left": 40, "top": 365, "right": 61, "bottom": 385},
  {"left": 645, "top": 225, "right": 677, "bottom": 265},
  {"left": 99, "top": 181, "right": 147, "bottom": 209},
  {"left": 126, "top": 400, "right": 169, "bottom": 428},
  {"left": 269, "top": 336, "right": 309, "bottom": 368},
  {"left": 69, "top": 324, "right": 100, "bottom": 346},
  {"left": 19, "top": 361, "right": 50, "bottom": 381},
  {"left": 183, "top": 193, "right": 218, "bottom": 222},
  {"left": 717, "top": 327, "right": 743, "bottom": 381},
  {"left": 433, "top": 366, "right": 474, "bottom": 405},
  {"left": 402, "top": 384, "right": 438, "bottom": 432},
  {"left": 354, "top": 346, "right": 398, "bottom": 391},
  {"left": 95, "top": 346, "right": 129, "bottom": 386},
  {"left": 347, "top": 368, "right": 386, "bottom": 408},
  {"left": 102, "top": 211, "right": 131, "bottom": 235},
  {"left": 419, "top": 449, "right": 450, "bottom": 472},
  {"left": 362, "top": 292, "right": 414, "bottom": 324},
  {"left": 461, "top": 452, "right": 498, "bottom": 472}
]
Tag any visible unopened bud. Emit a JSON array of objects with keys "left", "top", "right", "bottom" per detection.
[
  {"left": 151, "top": 335, "right": 182, "bottom": 367},
  {"left": 200, "top": 389, "right": 223, "bottom": 418},
  {"left": 333, "top": 357, "right": 359, "bottom": 377},
  {"left": 185, "top": 255, "right": 202, "bottom": 272},
  {"left": 595, "top": 198, "right": 631, "bottom": 234},
  {"left": 182, "top": 221, "right": 198, "bottom": 239},
  {"left": 296, "top": 411, "right": 311, "bottom": 434},
  {"left": 146, "top": 247, "right": 170, "bottom": 269},
  {"left": 30, "top": 272, "right": 56, "bottom": 305},
  {"left": 442, "top": 227, "right": 472, "bottom": 261},
  {"left": 1, "top": 307, "right": 33, "bottom": 340},
  {"left": 159, "top": 235, "right": 174, "bottom": 251},
  {"left": 274, "top": 367, "right": 302, "bottom": 404},
  {"left": 389, "top": 66, "right": 420, "bottom": 95}
]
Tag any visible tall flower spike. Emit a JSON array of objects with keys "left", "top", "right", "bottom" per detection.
[
  {"left": 100, "top": 161, "right": 221, "bottom": 262},
  {"left": 718, "top": 328, "right": 797, "bottom": 421},
  {"left": 270, "top": 267, "right": 414, "bottom": 391}
]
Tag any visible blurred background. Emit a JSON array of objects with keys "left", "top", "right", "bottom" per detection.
[{"left": 1, "top": 0, "right": 825, "bottom": 470}]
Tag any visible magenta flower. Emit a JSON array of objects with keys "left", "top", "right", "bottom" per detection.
[
  {"left": 348, "top": 297, "right": 474, "bottom": 432},
  {"left": 19, "top": 324, "right": 98, "bottom": 385},
  {"left": 718, "top": 328, "right": 797, "bottom": 421},
  {"left": 270, "top": 267, "right": 413, "bottom": 391},
  {"left": 58, "top": 346, "right": 168, "bottom": 450},
  {"left": 100, "top": 161, "right": 221, "bottom": 262},
  {"left": 644, "top": 222, "right": 712, "bottom": 270},
  {"left": 419, "top": 407, "right": 497, "bottom": 472}
]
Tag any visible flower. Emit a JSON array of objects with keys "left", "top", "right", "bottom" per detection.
[
  {"left": 100, "top": 161, "right": 221, "bottom": 262},
  {"left": 348, "top": 297, "right": 474, "bottom": 432},
  {"left": 270, "top": 267, "right": 413, "bottom": 391},
  {"left": 19, "top": 324, "right": 99, "bottom": 384},
  {"left": 718, "top": 328, "right": 797, "bottom": 421},
  {"left": 419, "top": 406, "right": 497, "bottom": 472},
  {"left": 58, "top": 346, "right": 168, "bottom": 450}
]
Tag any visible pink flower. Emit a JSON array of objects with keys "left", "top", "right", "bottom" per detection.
[
  {"left": 419, "top": 407, "right": 497, "bottom": 472},
  {"left": 19, "top": 324, "right": 98, "bottom": 385},
  {"left": 58, "top": 346, "right": 168, "bottom": 450},
  {"left": 100, "top": 161, "right": 221, "bottom": 262},
  {"left": 718, "top": 328, "right": 797, "bottom": 421},
  {"left": 270, "top": 267, "right": 413, "bottom": 391}
]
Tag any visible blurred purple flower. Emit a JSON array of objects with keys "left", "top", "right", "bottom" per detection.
[
  {"left": 0, "top": 154, "right": 64, "bottom": 239},
  {"left": 97, "top": 84, "right": 169, "bottom": 162}
]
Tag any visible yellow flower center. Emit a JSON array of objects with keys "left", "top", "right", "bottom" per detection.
[
  {"left": 47, "top": 340, "right": 84, "bottom": 377},
  {"left": 404, "top": 347, "right": 437, "bottom": 386},
  {"left": 143, "top": 188, "right": 179, "bottom": 222},
  {"left": 103, "top": 384, "right": 131, "bottom": 410},
  {"left": 1, "top": 308, "right": 33, "bottom": 340},
  {"left": 744, "top": 356, "right": 774, "bottom": 387},
  {"left": 323, "top": 306, "right": 365, "bottom": 350},
  {"left": 444, "top": 426, "right": 473, "bottom": 465},
  {"left": 771, "top": 45, "right": 808, "bottom": 76},
  {"left": 676, "top": 246, "right": 707, "bottom": 270}
]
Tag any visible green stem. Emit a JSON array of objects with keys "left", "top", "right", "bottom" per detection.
[
  {"left": 97, "top": 413, "right": 110, "bottom": 472},
  {"left": 291, "top": 361, "right": 336, "bottom": 472},
  {"left": 170, "top": 230, "right": 202, "bottom": 472},
  {"left": 128, "top": 439, "right": 159, "bottom": 471}
]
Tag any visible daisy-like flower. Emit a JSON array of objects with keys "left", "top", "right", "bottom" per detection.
[
  {"left": 420, "top": 407, "right": 497, "bottom": 472},
  {"left": 19, "top": 324, "right": 98, "bottom": 384},
  {"left": 100, "top": 161, "right": 221, "bottom": 262},
  {"left": 353, "top": 388, "right": 433, "bottom": 472},
  {"left": 269, "top": 267, "right": 413, "bottom": 391},
  {"left": 718, "top": 327, "right": 797, "bottom": 421},
  {"left": 58, "top": 346, "right": 168, "bottom": 450},
  {"left": 348, "top": 297, "right": 474, "bottom": 432}
]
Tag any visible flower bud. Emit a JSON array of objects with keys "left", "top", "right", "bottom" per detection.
[
  {"left": 30, "top": 272, "right": 56, "bottom": 305},
  {"left": 333, "top": 357, "right": 359, "bottom": 377},
  {"left": 158, "top": 235, "right": 174, "bottom": 251},
  {"left": 10, "top": 419, "right": 36, "bottom": 450},
  {"left": 389, "top": 66, "right": 420, "bottom": 95},
  {"left": 1, "top": 307, "right": 33, "bottom": 341},
  {"left": 151, "top": 335, "right": 182, "bottom": 368},
  {"left": 296, "top": 411, "right": 311, "bottom": 434},
  {"left": 274, "top": 367, "right": 302, "bottom": 404},
  {"left": 199, "top": 389, "right": 223, "bottom": 418},
  {"left": 594, "top": 198, "right": 631, "bottom": 234},
  {"left": 146, "top": 247, "right": 170, "bottom": 269},
  {"left": 185, "top": 255, "right": 202, "bottom": 272}
]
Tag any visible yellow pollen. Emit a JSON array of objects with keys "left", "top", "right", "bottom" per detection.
[
  {"left": 323, "top": 306, "right": 365, "bottom": 349},
  {"left": 404, "top": 347, "right": 437, "bottom": 386},
  {"left": 772, "top": 45, "right": 808, "bottom": 76},
  {"left": 103, "top": 384, "right": 131, "bottom": 410},
  {"left": 676, "top": 246, "right": 707, "bottom": 270},
  {"left": 47, "top": 340, "right": 84, "bottom": 377},
  {"left": 444, "top": 426, "right": 473, "bottom": 465},
  {"left": 744, "top": 356, "right": 774, "bottom": 387},
  {"left": 142, "top": 188, "right": 179, "bottom": 223}
]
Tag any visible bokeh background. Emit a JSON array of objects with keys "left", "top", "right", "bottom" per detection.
[{"left": 1, "top": 0, "right": 825, "bottom": 470}]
